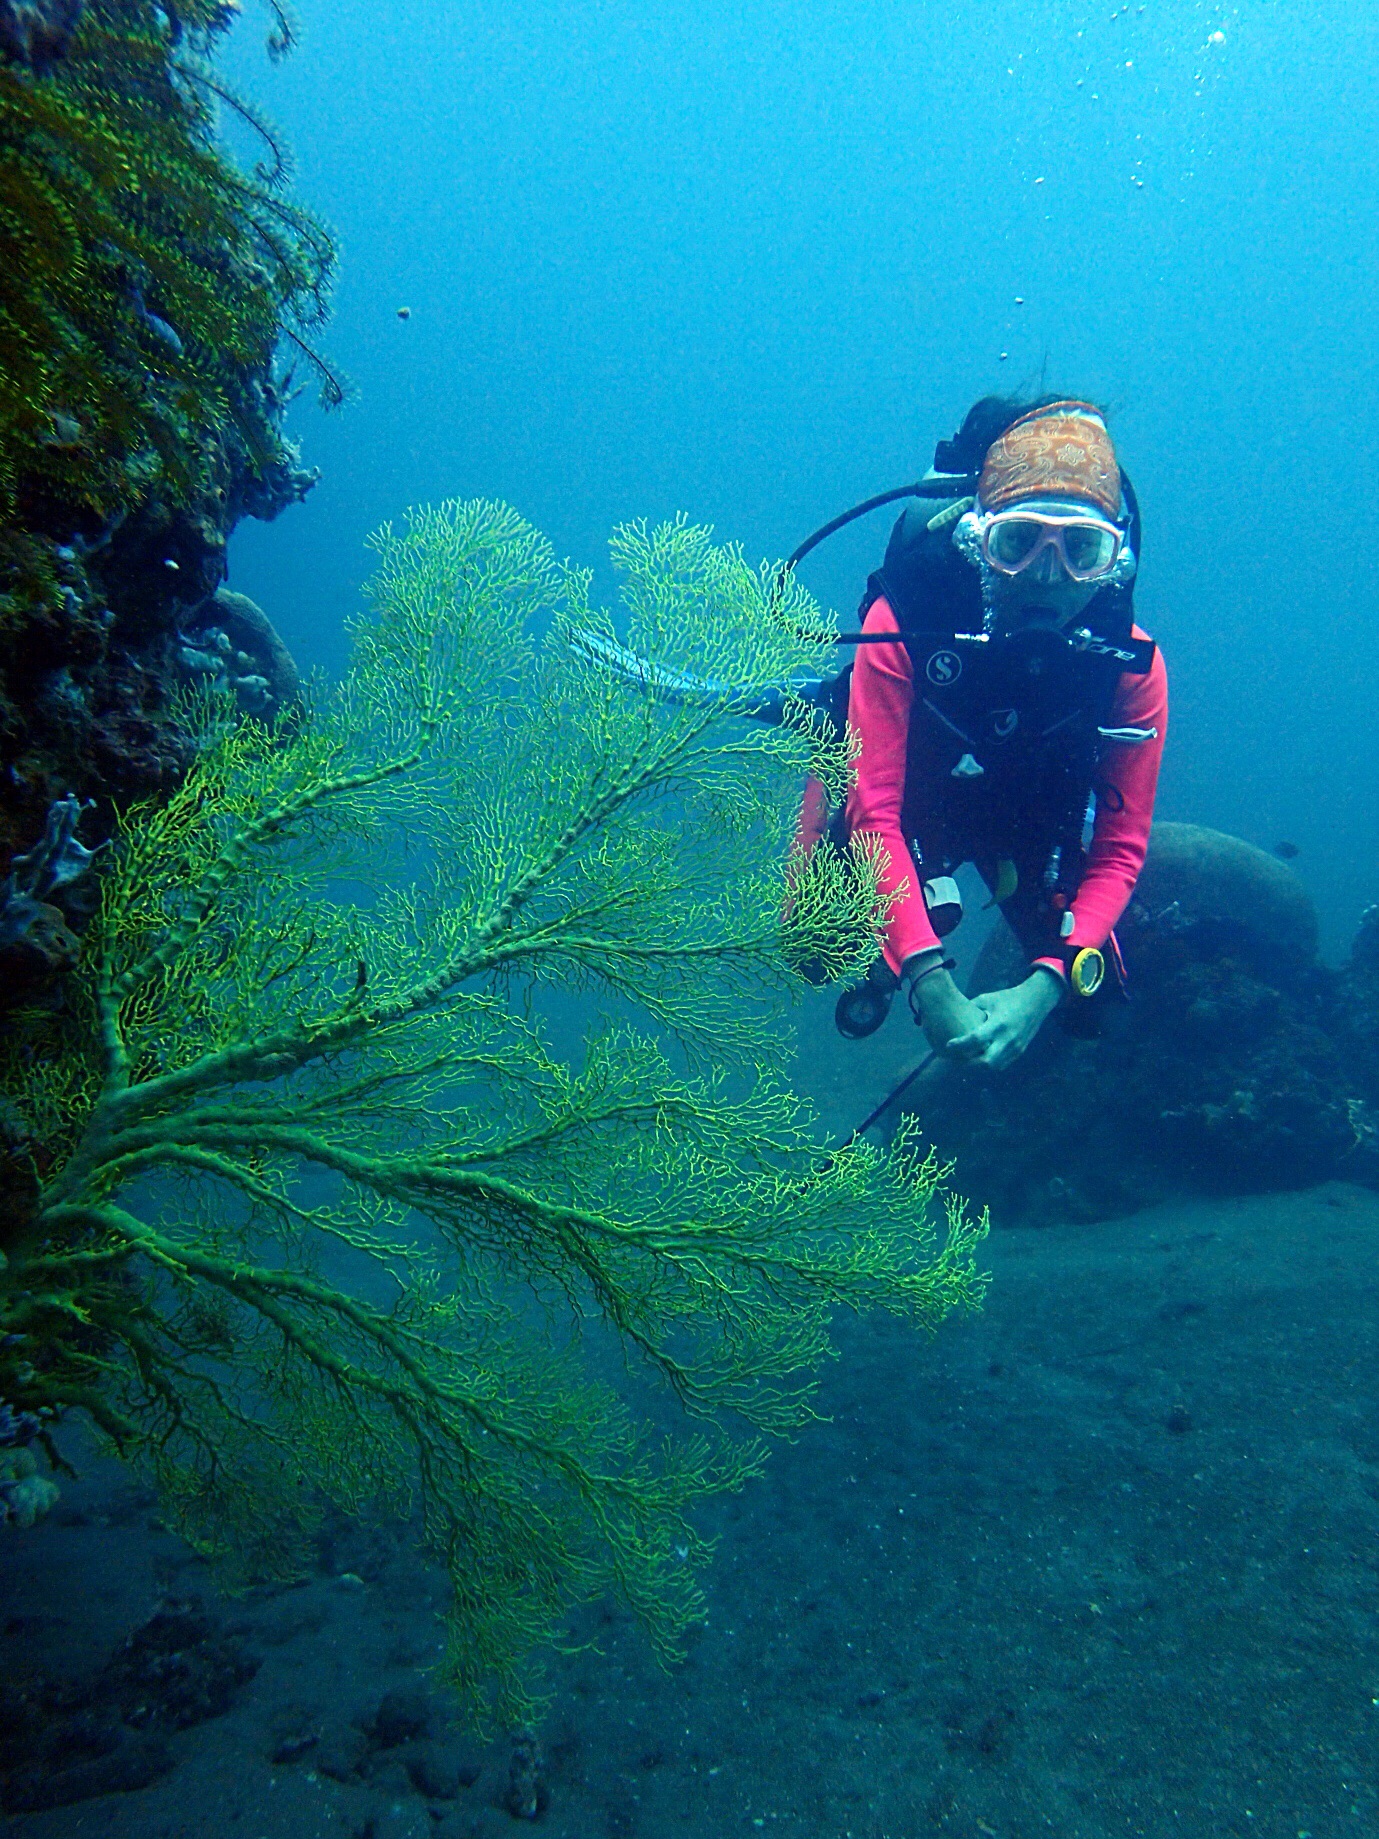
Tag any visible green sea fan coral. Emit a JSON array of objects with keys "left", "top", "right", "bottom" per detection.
[
  {"left": 0, "top": 502, "right": 986, "bottom": 1723},
  {"left": 0, "top": 0, "right": 337, "bottom": 520}
]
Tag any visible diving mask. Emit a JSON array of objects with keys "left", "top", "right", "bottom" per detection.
[{"left": 954, "top": 505, "right": 1136, "bottom": 587}]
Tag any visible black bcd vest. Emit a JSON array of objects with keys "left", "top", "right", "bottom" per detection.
[{"left": 836, "top": 499, "right": 1156, "bottom": 896}]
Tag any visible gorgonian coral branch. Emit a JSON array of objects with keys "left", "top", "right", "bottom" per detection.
[{"left": 3, "top": 500, "right": 986, "bottom": 1725}]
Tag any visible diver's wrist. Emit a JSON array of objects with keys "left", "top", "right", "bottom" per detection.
[
  {"left": 904, "top": 950, "right": 956, "bottom": 1018},
  {"left": 905, "top": 948, "right": 952, "bottom": 988},
  {"left": 1029, "top": 962, "right": 1067, "bottom": 1005}
]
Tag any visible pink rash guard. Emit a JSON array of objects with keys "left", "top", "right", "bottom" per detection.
[{"left": 841, "top": 597, "right": 1168, "bottom": 980}]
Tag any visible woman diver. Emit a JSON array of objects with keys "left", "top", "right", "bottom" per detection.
[{"left": 810, "top": 395, "right": 1168, "bottom": 1070}]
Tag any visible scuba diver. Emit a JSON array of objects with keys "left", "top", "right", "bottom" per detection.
[
  {"left": 799, "top": 395, "right": 1167, "bottom": 1071},
  {"left": 574, "top": 392, "right": 1166, "bottom": 1084}
]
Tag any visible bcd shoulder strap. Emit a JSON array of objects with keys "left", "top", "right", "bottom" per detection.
[{"left": 862, "top": 499, "right": 983, "bottom": 636}]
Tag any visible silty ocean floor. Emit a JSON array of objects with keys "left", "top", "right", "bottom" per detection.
[{"left": 4, "top": 1181, "right": 1379, "bottom": 1839}]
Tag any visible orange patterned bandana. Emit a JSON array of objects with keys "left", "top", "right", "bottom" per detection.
[{"left": 977, "top": 401, "right": 1122, "bottom": 517}]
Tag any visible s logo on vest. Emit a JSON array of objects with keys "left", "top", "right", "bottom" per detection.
[
  {"left": 925, "top": 649, "right": 962, "bottom": 687},
  {"left": 991, "top": 708, "right": 1019, "bottom": 740}
]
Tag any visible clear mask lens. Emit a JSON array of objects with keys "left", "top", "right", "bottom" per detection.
[
  {"left": 1061, "top": 523, "right": 1119, "bottom": 576},
  {"left": 982, "top": 513, "right": 1122, "bottom": 580},
  {"left": 986, "top": 518, "right": 1045, "bottom": 568}
]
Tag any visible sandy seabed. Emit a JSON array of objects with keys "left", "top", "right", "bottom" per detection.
[{"left": 5, "top": 1181, "right": 1378, "bottom": 1839}]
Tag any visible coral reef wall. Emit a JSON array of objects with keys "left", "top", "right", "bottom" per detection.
[{"left": 0, "top": 0, "right": 333, "bottom": 998}]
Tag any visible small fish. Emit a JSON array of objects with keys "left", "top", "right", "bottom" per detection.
[
  {"left": 40, "top": 410, "right": 82, "bottom": 448},
  {"left": 396, "top": 306, "right": 411, "bottom": 320},
  {"left": 143, "top": 311, "right": 183, "bottom": 355},
  {"left": 1273, "top": 840, "right": 1300, "bottom": 860},
  {"left": 130, "top": 286, "right": 183, "bottom": 354}
]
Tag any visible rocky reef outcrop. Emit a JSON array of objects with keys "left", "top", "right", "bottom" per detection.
[
  {"left": 0, "top": 337, "right": 317, "bottom": 859},
  {"left": 0, "top": 0, "right": 333, "bottom": 1008},
  {"left": 910, "top": 823, "right": 1379, "bottom": 1223},
  {"left": 0, "top": 1595, "right": 261, "bottom": 1813}
]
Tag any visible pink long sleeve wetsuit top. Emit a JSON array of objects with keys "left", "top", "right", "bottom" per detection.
[{"left": 843, "top": 596, "right": 1168, "bottom": 980}]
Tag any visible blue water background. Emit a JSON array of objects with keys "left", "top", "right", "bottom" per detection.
[{"left": 224, "top": 0, "right": 1379, "bottom": 957}]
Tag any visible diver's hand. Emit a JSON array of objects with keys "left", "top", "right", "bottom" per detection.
[
  {"left": 905, "top": 951, "right": 988, "bottom": 1057},
  {"left": 948, "top": 969, "right": 1063, "bottom": 1071}
]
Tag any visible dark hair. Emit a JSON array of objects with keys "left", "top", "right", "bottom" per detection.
[{"left": 936, "top": 393, "right": 1105, "bottom": 475}]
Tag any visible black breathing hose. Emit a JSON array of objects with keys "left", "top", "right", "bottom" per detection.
[{"left": 769, "top": 482, "right": 928, "bottom": 643}]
